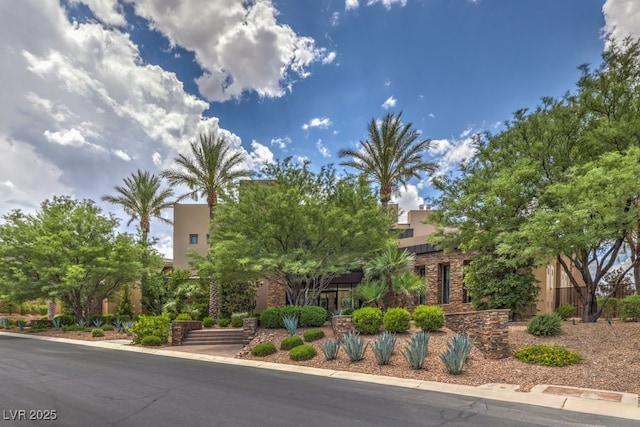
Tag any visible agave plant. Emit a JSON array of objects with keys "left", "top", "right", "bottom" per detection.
[
  {"left": 372, "top": 331, "right": 397, "bottom": 365},
  {"left": 77, "top": 319, "right": 86, "bottom": 327},
  {"left": 282, "top": 315, "right": 298, "bottom": 336},
  {"left": 0, "top": 318, "right": 9, "bottom": 329},
  {"left": 342, "top": 331, "right": 369, "bottom": 362},
  {"left": 439, "top": 333, "right": 476, "bottom": 375},
  {"left": 402, "top": 331, "right": 430, "bottom": 370},
  {"left": 320, "top": 338, "right": 341, "bottom": 361},
  {"left": 92, "top": 318, "right": 104, "bottom": 328},
  {"left": 51, "top": 318, "right": 61, "bottom": 329},
  {"left": 112, "top": 318, "right": 124, "bottom": 332}
]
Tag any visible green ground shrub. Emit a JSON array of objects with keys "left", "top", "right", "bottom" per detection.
[
  {"left": 289, "top": 344, "right": 317, "bottom": 361},
  {"left": 597, "top": 297, "right": 620, "bottom": 318},
  {"left": 175, "top": 313, "right": 192, "bottom": 321},
  {"left": 260, "top": 308, "right": 281, "bottom": 328},
  {"left": 351, "top": 307, "right": 383, "bottom": 334},
  {"left": 280, "top": 335, "right": 304, "bottom": 350},
  {"left": 303, "top": 328, "right": 325, "bottom": 342},
  {"left": 231, "top": 312, "right": 247, "bottom": 327},
  {"left": 412, "top": 305, "right": 445, "bottom": 332},
  {"left": 251, "top": 342, "right": 277, "bottom": 357},
  {"left": 91, "top": 328, "right": 105, "bottom": 337},
  {"left": 54, "top": 315, "right": 76, "bottom": 326},
  {"left": 131, "top": 315, "right": 170, "bottom": 345},
  {"left": 383, "top": 308, "right": 411, "bottom": 333},
  {"left": 527, "top": 313, "right": 562, "bottom": 336},
  {"left": 621, "top": 295, "right": 640, "bottom": 321},
  {"left": 300, "top": 306, "right": 327, "bottom": 327},
  {"left": 202, "top": 317, "right": 215, "bottom": 327},
  {"left": 555, "top": 303, "right": 576, "bottom": 320},
  {"left": 101, "top": 325, "right": 114, "bottom": 331},
  {"left": 218, "top": 318, "right": 230, "bottom": 327},
  {"left": 513, "top": 344, "right": 581, "bottom": 366},
  {"left": 140, "top": 335, "right": 163, "bottom": 346}
]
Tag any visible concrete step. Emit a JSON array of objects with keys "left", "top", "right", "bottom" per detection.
[{"left": 182, "top": 328, "right": 245, "bottom": 346}]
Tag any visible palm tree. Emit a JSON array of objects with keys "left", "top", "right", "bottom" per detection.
[
  {"left": 360, "top": 247, "right": 423, "bottom": 310},
  {"left": 102, "top": 170, "right": 174, "bottom": 243},
  {"left": 338, "top": 111, "right": 437, "bottom": 208},
  {"left": 161, "top": 132, "right": 253, "bottom": 318}
]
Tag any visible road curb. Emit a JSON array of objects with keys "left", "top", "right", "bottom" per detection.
[{"left": 2, "top": 331, "right": 639, "bottom": 420}]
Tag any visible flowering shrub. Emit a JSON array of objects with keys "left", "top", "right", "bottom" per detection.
[{"left": 513, "top": 344, "right": 581, "bottom": 367}]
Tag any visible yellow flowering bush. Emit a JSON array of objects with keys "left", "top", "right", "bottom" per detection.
[{"left": 513, "top": 344, "right": 582, "bottom": 367}]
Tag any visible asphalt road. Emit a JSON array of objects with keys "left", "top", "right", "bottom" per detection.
[{"left": 0, "top": 335, "right": 634, "bottom": 427}]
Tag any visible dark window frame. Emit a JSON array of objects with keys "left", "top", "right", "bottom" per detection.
[
  {"left": 440, "top": 263, "right": 450, "bottom": 304},
  {"left": 189, "top": 234, "right": 198, "bottom": 245}
]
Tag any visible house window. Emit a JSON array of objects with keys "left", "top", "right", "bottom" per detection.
[
  {"left": 415, "top": 266, "right": 427, "bottom": 305},
  {"left": 189, "top": 234, "right": 198, "bottom": 244},
  {"left": 462, "top": 260, "right": 472, "bottom": 303},
  {"left": 440, "top": 264, "right": 450, "bottom": 304}
]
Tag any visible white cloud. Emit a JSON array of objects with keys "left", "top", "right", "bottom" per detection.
[
  {"left": 271, "top": 136, "right": 292, "bottom": 149},
  {"left": 316, "top": 139, "right": 331, "bottom": 158},
  {"left": 603, "top": 0, "right": 640, "bottom": 41},
  {"left": 322, "top": 51, "right": 337, "bottom": 65},
  {"left": 112, "top": 149, "right": 131, "bottom": 162},
  {"left": 460, "top": 128, "right": 472, "bottom": 138},
  {"left": 129, "top": 0, "right": 329, "bottom": 102},
  {"left": 382, "top": 96, "right": 397, "bottom": 109},
  {"left": 330, "top": 11, "right": 340, "bottom": 26},
  {"left": 385, "top": 80, "right": 391, "bottom": 87},
  {"left": 345, "top": 0, "right": 359, "bottom": 10},
  {"left": 366, "top": 0, "right": 407, "bottom": 10},
  {"left": 249, "top": 140, "right": 275, "bottom": 169},
  {"left": 429, "top": 135, "right": 477, "bottom": 175},
  {"left": 152, "top": 151, "right": 162, "bottom": 166},
  {"left": 302, "top": 117, "right": 332, "bottom": 130},
  {"left": 392, "top": 184, "right": 423, "bottom": 223},
  {"left": 69, "top": 0, "right": 126, "bottom": 26},
  {"left": 428, "top": 113, "right": 435, "bottom": 118}
]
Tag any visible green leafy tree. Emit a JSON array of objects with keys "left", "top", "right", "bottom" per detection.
[
  {"left": 0, "top": 196, "right": 148, "bottom": 322},
  {"left": 463, "top": 254, "right": 539, "bottom": 319},
  {"left": 116, "top": 285, "right": 134, "bottom": 317},
  {"left": 162, "top": 132, "right": 253, "bottom": 319},
  {"left": 430, "top": 39, "right": 640, "bottom": 322},
  {"left": 338, "top": 112, "right": 437, "bottom": 208},
  {"left": 101, "top": 169, "right": 174, "bottom": 243},
  {"left": 141, "top": 268, "right": 191, "bottom": 315},
  {"left": 198, "top": 159, "right": 395, "bottom": 306}
]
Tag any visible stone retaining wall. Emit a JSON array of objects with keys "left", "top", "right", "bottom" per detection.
[
  {"left": 170, "top": 320, "right": 202, "bottom": 346},
  {"left": 445, "top": 309, "right": 510, "bottom": 359},
  {"left": 331, "top": 315, "right": 354, "bottom": 336},
  {"left": 242, "top": 317, "right": 258, "bottom": 345}
]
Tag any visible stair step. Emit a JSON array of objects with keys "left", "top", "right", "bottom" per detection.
[
  {"left": 182, "top": 338, "right": 245, "bottom": 345},
  {"left": 181, "top": 328, "right": 245, "bottom": 346}
]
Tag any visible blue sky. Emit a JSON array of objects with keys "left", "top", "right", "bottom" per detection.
[{"left": 0, "top": 0, "right": 637, "bottom": 258}]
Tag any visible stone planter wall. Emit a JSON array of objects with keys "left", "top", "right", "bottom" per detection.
[
  {"left": 242, "top": 317, "right": 258, "bottom": 345},
  {"left": 331, "top": 315, "right": 354, "bottom": 336},
  {"left": 170, "top": 320, "right": 202, "bottom": 346},
  {"left": 445, "top": 309, "right": 510, "bottom": 359}
]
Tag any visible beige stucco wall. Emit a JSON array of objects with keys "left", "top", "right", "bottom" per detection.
[{"left": 173, "top": 203, "right": 210, "bottom": 270}]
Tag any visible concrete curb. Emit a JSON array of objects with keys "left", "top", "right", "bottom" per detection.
[{"left": 2, "top": 331, "right": 639, "bottom": 420}]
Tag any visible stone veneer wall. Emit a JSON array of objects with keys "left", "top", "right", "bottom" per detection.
[
  {"left": 266, "top": 279, "right": 286, "bottom": 308},
  {"left": 242, "top": 317, "right": 258, "bottom": 345},
  {"left": 170, "top": 320, "right": 202, "bottom": 346},
  {"left": 331, "top": 315, "right": 354, "bottom": 336},
  {"left": 414, "top": 250, "right": 473, "bottom": 313},
  {"left": 444, "top": 309, "right": 510, "bottom": 359}
]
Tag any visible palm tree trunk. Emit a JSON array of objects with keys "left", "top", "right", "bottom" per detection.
[
  {"left": 47, "top": 300, "right": 55, "bottom": 320},
  {"left": 207, "top": 193, "right": 219, "bottom": 318}
]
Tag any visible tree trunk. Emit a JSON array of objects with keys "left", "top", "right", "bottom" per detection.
[
  {"left": 47, "top": 300, "right": 55, "bottom": 320},
  {"left": 209, "top": 283, "right": 219, "bottom": 319},
  {"left": 581, "top": 290, "right": 599, "bottom": 322}
]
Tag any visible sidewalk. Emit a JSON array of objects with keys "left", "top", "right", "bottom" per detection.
[{"left": 2, "top": 331, "right": 639, "bottom": 421}]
